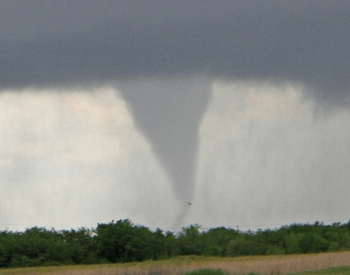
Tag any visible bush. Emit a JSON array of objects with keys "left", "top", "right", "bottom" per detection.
[
  {"left": 96, "top": 219, "right": 156, "bottom": 263},
  {"left": 285, "top": 232, "right": 330, "bottom": 254},
  {"left": 227, "top": 235, "right": 266, "bottom": 256},
  {"left": 178, "top": 225, "right": 204, "bottom": 255},
  {"left": 1, "top": 219, "right": 350, "bottom": 268},
  {"left": 203, "top": 245, "right": 222, "bottom": 256},
  {"left": 184, "top": 268, "right": 227, "bottom": 275},
  {"left": 266, "top": 244, "right": 285, "bottom": 255},
  {"left": 298, "top": 232, "right": 329, "bottom": 253}
]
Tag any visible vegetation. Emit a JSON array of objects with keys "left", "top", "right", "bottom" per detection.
[
  {"left": 1, "top": 252, "right": 350, "bottom": 274},
  {"left": 1, "top": 219, "right": 350, "bottom": 269},
  {"left": 184, "top": 269, "right": 227, "bottom": 275}
]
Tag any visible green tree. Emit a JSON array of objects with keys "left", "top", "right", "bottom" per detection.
[
  {"left": 178, "top": 224, "right": 204, "bottom": 255},
  {"left": 201, "top": 227, "right": 239, "bottom": 256},
  {"left": 96, "top": 219, "right": 155, "bottom": 263}
]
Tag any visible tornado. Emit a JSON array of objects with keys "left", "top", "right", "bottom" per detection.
[{"left": 117, "top": 76, "right": 211, "bottom": 224}]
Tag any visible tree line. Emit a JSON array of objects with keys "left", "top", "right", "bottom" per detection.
[{"left": 1, "top": 219, "right": 350, "bottom": 268}]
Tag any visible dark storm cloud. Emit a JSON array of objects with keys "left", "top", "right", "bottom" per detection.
[
  {"left": 1, "top": 0, "right": 350, "bottom": 103},
  {"left": 2, "top": 0, "right": 350, "bottom": 226}
]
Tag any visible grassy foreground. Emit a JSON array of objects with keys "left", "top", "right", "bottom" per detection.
[{"left": 1, "top": 251, "right": 350, "bottom": 275}]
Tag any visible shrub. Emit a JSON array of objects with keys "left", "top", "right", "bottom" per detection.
[
  {"left": 266, "top": 244, "right": 285, "bottom": 255},
  {"left": 184, "top": 268, "right": 227, "bottom": 275},
  {"left": 203, "top": 245, "right": 222, "bottom": 256},
  {"left": 96, "top": 219, "right": 156, "bottom": 263}
]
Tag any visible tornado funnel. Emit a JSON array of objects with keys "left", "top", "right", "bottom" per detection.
[{"left": 117, "top": 76, "right": 211, "bottom": 206}]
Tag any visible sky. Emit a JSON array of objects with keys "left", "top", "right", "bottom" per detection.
[{"left": 1, "top": 0, "right": 350, "bottom": 232}]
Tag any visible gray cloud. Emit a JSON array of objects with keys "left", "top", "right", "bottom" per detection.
[
  {"left": 1, "top": 1, "right": 350, "bottom": 103},
  {"left": 2, "top": 1, "right": 350, "bottom": 228}
]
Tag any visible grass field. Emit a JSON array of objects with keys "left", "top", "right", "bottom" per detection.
[{"left": 1, "top": 251, "right": 350, "bottom": 275}]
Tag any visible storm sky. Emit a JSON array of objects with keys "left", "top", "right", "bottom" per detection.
[{"left": 1, "top": 0, "right": 350, "bottom": 231}]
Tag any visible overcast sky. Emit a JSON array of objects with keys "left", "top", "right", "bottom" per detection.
[{"left": 1, "top": 0, "right": 350, "bottom": 232}]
